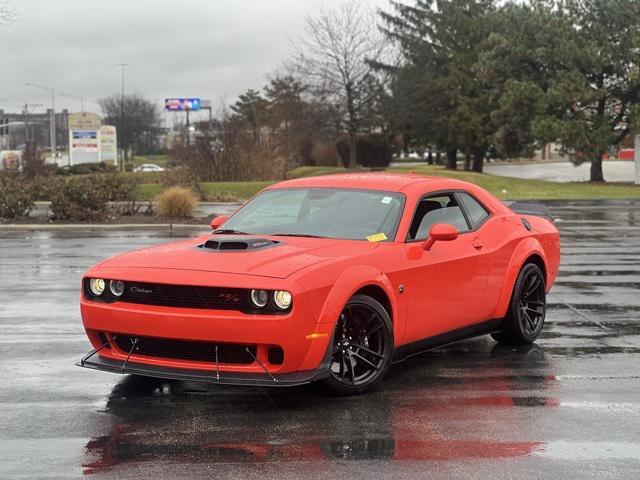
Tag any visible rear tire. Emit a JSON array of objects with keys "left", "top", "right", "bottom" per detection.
[
  {"left": 318, "top": 294, "right": 393, "bottom": 395},
  {"left": 492, "top": 263, "right": 546, "bottom": 346}
]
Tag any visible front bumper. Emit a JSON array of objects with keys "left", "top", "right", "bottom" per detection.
[{"left": 78, "top": 268, "right": 335, "bottom": 384}]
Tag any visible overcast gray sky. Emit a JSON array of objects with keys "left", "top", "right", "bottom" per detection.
[{"left": 0, "top": 0, "right": 392, "bottom": 123}]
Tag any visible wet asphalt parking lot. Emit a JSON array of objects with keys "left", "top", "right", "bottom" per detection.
[{"left": 1, "top": 200, "right": 640, "bottom": 479}]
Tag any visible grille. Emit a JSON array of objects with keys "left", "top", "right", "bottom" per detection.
[
  {"left": 113, "top": 334, "right": 256, "bottom": 365},
  {"left": 120, "top": 281, "right": 253, "bottom": 311}
]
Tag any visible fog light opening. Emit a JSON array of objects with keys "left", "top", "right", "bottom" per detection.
[{"left": 268, "top": 346, "right": 284, "bottom": 365}]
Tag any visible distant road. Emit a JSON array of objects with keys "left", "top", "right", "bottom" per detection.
[
  {"left": 486, "top": 160, "right": 634, "bottom": 183},
  {"left": 391, "top": 160, "right": 636, "bottom": 183}
]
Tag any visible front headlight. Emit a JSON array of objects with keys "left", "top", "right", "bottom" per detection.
[
  {"left": 250, "top": 289, "right": 269, "bottom": 308},
  {"left": 89, "top": 278, "right": 106, "bottom": 296},
  {"left": 273, "top": 290, "right": 292, "bottom": 310},
  {"left": 109, "top": 280, "right": 125, "bottom": 297}
]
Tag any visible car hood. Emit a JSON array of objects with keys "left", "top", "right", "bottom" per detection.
[{"left": 97, "top": 235, "right": 381, "bottom": 279}]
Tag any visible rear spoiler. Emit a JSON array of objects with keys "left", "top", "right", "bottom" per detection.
[{"left": 507, "top": 202, "right": 555, "bottom": 223}]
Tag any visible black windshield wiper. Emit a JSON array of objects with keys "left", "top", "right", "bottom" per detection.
[
  {"left": 212, "top": 229, "right": 250, "bottom": 235},
  {"left": 271, "top": 233, "right": 326, "bottom": 238}
]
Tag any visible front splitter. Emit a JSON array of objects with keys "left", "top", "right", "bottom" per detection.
[{"left": 76, "top": 355, "right": 331, "bottom": 387}]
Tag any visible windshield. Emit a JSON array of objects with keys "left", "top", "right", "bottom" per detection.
[{"left": 220, "top": 188, "right": 406, "bottom": 241}]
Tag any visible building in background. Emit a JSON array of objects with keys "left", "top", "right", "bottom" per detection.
[{"left": 0, "top": 108, "right": 69, "bottom": 152}]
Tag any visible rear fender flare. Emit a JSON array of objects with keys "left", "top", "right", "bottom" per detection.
[{"left": 492, "top": 237, "right": 547, "bottom": 319}]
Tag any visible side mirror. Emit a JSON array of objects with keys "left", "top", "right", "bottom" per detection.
[
  {"left": 210, "top": 214, "right": 229, "bottom": 230},
  {"left": 421, "top": 223, "right": 458, "bottom": 251}
]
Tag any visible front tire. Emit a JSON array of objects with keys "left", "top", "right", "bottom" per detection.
[
  {"left": 318, "top": 294, "right": 394, "bottom": 395},
  {"left": 492, "top": 263, "right": 546, "bottom": 345}
]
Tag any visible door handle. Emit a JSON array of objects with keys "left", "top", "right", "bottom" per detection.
[{"left": 472, "top": 238, "right": 483, "bottom": 249}]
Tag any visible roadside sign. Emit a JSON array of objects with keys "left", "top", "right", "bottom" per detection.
[
  {"left": 100, "top": 125, "right": 117, "bottom": 164},
  {"left": 68, "top": 112, "right": 102, "bottom": 130},
  {"left": 72, "top": 130, "right": 98, "bottom": 150},
  {"left": 635, "top": 135, "right": 640, "bottom": 185},
  {"left": 0, "top": 150, "right": 23, "bottom": 170},
  {"left": 70, "top": 129, "right": 100, "bottom": 164}
]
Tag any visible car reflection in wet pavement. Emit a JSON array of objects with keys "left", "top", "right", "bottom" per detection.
[{"left": 1, "top": 200, "right": 640, "bottom": 479}]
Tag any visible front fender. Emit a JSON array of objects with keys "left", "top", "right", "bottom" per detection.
[
  {"left": 492, "top": 237, "right": 548, "bottom": 319},
  {"left": 316, "top": 265, "right": 397, "bottom": 329}
]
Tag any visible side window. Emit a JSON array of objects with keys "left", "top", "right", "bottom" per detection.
[
  {"left": 457, "top": 192, "right": 489, "bottom": 229},
  {"left": 408, "top": 193, "right": 470, "bottom": 241}
]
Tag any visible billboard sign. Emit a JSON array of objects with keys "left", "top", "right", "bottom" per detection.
[{"left": 165, "top": 98, "right": 201, "bottom": 111}]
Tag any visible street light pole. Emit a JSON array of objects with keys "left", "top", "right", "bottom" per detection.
[
  {"left": 118, "top": 63, "right": 128, "bottom": 170},
  {"left": 25, "top": 82, "right": 56, "bottom": 158},
  {"left": 60, "top": 93, "right": 86, "bottom": 113}
]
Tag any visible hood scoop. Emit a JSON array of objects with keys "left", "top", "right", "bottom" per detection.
[{"left": 199, "top": 235, "right": 281, "bottom": 252}]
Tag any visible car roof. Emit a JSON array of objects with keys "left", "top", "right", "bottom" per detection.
[
  {"left": 270, "top": 172, "right": 465, "bottom": 193},
  {"left": 267, "top": 172, "right": 510, "bottom": 214}
]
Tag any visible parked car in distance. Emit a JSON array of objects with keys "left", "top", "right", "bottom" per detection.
[
  {"left": 133, "top": 163, "right": 164, "bottom": 172},
  {"left": 77, "top": 173, "right": 560, "bottom": 395}
]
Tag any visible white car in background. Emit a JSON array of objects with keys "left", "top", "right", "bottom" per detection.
[{"left": 134, "top": 163, "right": 164, "bottom": 172}]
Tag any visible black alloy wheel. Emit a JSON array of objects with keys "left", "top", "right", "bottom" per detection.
[
  {"left": 492, "top": 263, "right": 547, "bottom": 345},
  {"left": 519, "top": 267, "right": 546, "bottom": 336},
  {"left": 319, "top": 294, "right": 393, "bottom": 395}
]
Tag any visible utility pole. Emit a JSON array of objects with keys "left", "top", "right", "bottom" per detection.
[
  {"left": 51, "top": 87, "right": 56, "bottom": 157},
  {"left": 24, "top": 103, "right": 30, "bottom": 144},
  {"left": 185, "top": 108, "right": 190, "bottom": 145},
  {"left": 118, "top": 63, "right": 128, "bottom": 170},
  {"left": 25, "top": 83, "right": 56, "bottom": 159}
]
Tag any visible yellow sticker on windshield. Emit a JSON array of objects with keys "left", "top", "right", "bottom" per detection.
[{"left": 366, "top": 232, "right": 388, "bottom": 242}]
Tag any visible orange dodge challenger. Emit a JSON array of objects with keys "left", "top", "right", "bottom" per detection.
[{"left": 78, "top": 173, "right": 560, "bottom": 394}]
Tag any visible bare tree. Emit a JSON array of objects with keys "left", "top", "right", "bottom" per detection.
[
  {"left": 0, "top": 1, "right": 16, "bottom": 25},
  {"left": 293, "top": 1, "right": 391, "bottom": 168},
  {"left": 99, "top": 93, "right": 163, "bottom": 160}
]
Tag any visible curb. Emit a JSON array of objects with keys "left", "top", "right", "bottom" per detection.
[
  {"left": 32, "top": 201, "right": 242, "bottom": 207},
  {"left": 0, "top": 223, "right": 207, "bottom": 231}
]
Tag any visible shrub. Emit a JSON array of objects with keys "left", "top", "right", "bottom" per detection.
[
  {"left": 311, "top": 141, "right": 340, "bottom": 167},
  {"left": 162, "top": 166, "right": 205, "bottom": 199},
  {"left": 47, "top": 172, "right": 140, "bottom": 220},
  {"left": 101, "top": 173, "right": 143, "bottom": 216},
  {"left": 49, "top": 175, "right": 110, "bottom": 221},
  {"left": 58, "top": 161, "right": 115, "bottom": 176},
  {"left": 0, "top": 172, "right": 35, "bottom": 219},
  {"left": 22, "top": 143, "right": 56, "bottom": 178},
  {"left": 100, "top": 172, "right": 140, "bottom": 202},
  {"left": 111, "top": 201, "right": 154, "bottom": 217},
  {"left": 154, "top": 186, "right": 197, "bottom": 218},
  {"left": 31, "top": 175, "right": 63, "bottom": 202}
]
